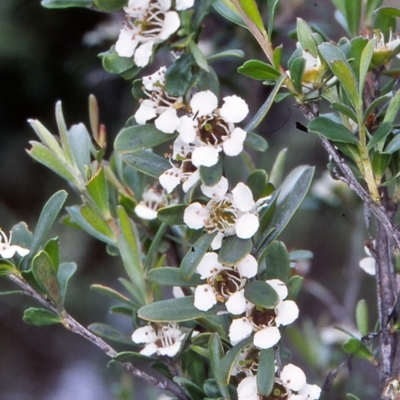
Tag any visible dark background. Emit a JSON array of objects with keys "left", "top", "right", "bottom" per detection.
[{"left": 0, "top": 0, "right": 396, "bottom": 398}]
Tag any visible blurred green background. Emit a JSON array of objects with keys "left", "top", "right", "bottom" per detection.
[{"left": 0, "top": 0, "right": 397, "bottom": 398}]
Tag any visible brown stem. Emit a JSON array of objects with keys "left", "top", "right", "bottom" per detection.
[{"left": 6, "top": 274, "right": 189, "bottom": 400}]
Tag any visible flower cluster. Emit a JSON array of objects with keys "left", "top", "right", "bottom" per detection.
[
  {"left": 0, "top": 229, "right": 29, "bottom": 259},
  {"left": 229, "top": 279, "right": 299, "bottom": 350},
  {"left": 131, "top": 323, "right": 185, "bottom": 357},
  {"left": 238, "top": 363, "right": 321, "bottom": 400},
  {"left": 115, "top": 0, "right": 194, "bottom": 67}
]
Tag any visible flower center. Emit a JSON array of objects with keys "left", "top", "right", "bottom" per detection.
[
  {"left": 251, "top": 307, "right": 277, "bottom": 327},
  {"left": 205, "top": 198, "right": 237, "bottom": 233},
  {"left": 198, "top": 116, "right": 230, "bottom": 146},
  {"left": 214, "top": 269, "right": 244, "bottom": 299},
  {"left": 263, "top": 383, "right": 289, "bottom": 400},
  {"left": 137, "top": 1, "right": 167, "bottom": 39}
]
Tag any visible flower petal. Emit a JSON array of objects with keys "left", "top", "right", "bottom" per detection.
[
  {"left": 184, "top": 202, "right": 208, "bottom": 229},
  {"left": 155, "top": 108, "right": 180, "bottom": 134},
  {"left": 135, "top": 204, "right": 158, "bottom": 220},
  {"left": 232, "top": 182, "right": 255, "bottom": 212},
  {"left": 140, "top": 343, "right": 158, "bottom": 356},
  {"left": 235, "top": 213, "right": 259, "bottom": 239},
  {"left": 359, "top": 256, "right": 376, "bottom": 276},
  {"left": 176, "top": 0, "right": 194, "bottom": 10},
  {"left": 220, "top": 95, "right": 249, "bottom": 123},
  {"left": 131, "top": 325, "right": 157, "bottom": 344},
  {"left": 226, "top": 289, "right": 247, "bottom": 315},
  {"left": 159, "top": 167, "right": 181, "bottom": 193},
  {"left": 237, "top": 375, "right": 259, "bottom": 400},
  {"left": 223, "top": 127, "right": 246, "bottom": 156},
  {"left": 201, "top": 176, "right": 228, "bottom": 199},
  {"left": 190, "top": 90, "right": 218, "bottom": 117},
  {"left": 211, "top": 232, "right": 224, "bottom": 250},
  {"left": 182, "top": 169, "right": 200, "bottom": 193},
  {"left": 135, "top": 99, "right": 157, "bottom": 125},
  {"left": 237, "top": 254, "right": 258, "bottom": 278},
  {"left": 115, "top": 27, "right": 139, "bottom": 58},
  {"left": 280, "top": 363, "right": 307, "bottom": 391},
  {"left": 229, "top": 317, "right": 254, "bottom": 345},
  {"left": 177, "top": 115, "right": 197, "bottom": 143},
  {"left": 134, "top": 41, "right": 154, "bottom": 67},
  {"left": 265, "top": 279, "right": 288, "bottom": 301},
  {"left": 253, "top": 326, "right": 281, "bottom": 349},
  {"left": 196, "top": 252, "right": 222, "bottom": 279},
  {"left": 191, "top": 146, "right": 220, "bottom": 167},
  {"left": 275, "top": 300, "right": 299, "bottom": 326},
  {"left": 194, "top": 284, "right": 217, "bottom": 311},
  {"left": 159, "top": 11, "right": 180, "bottom": 40}
]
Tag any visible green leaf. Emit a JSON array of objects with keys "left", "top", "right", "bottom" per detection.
[
  {"left": 41, "top": 0, "right": 93, "bottom": 6},
  {"left": 384, "top": 90, "right": 400, "bottom": 124},
  {"left": 366, "top": 0, "right": 384, "bottom": 24},
  {"left": 257, "top": 348, "right": 275, "bottom": 397},
  {"left": 318, "top": 43, "right": 360, "bottom": 110},
  {"left": 23, "top": 308, "right": 62, "bottom": 326},
  {"left": 247, "top": 170, "right": 268, "bottom": 201},
  {"left": 263, "top": 241, "right": 290, "bottom": 282},
  {"left": 296, "top": 18, "right": 318, "bottom": 57},
  {"left": 89, "top": 322, "right": 133, "bottom": 345},
  {"left": 342, "top": 338, "right": 374, "bottom": 361},
  {"left": 356, "top": 299, "right": 369, "bottom": 337},
  {"left": 244, "top": 132, "right": 269, "bottom": 152},
  {"left": 238, "top": 0, "right": 267, "bottom": 37},
  {"left": 346, "top": 393, "right": 361, "bottom": 400},
  {"left": 91, "top": 284, "right": 135, "bottom": 306},
  {"left": 367, "top": 123, "right": 393, "bottom": 151},
  {"left": 308, "top": 117, "right": 359, "bottom": 144},
  {"left": 244, "top": 281, "right": 280, "bottom": 308},
  {"left": 200, "top": 159, "right": 223, "bottom": 187},
  {"left": 289, "top": 57, "right": 306, "bottom": 93},
  {"left": 115, "top": 125, "right": 176, "bottom": 154},
  {"left": 157, "top": 204, "right": 186, "bottom": 225},
  {"left": 0, "top": 262, "right": 18, "bottom": 276},
  {"left": 331, "top": 103, "right": 358, "bottom": 122},
  {"left": 245, "top": 74, "right": 286, "bottom": 132},
  {"left": 99, "top": 46, "right": 138, "bottom": 75},
  {"left": 344, "top": 0, "right": 362, "bottom": 37},
  {"left": 148, "top": 267, "right": 203, "bottom": 287},
  {"left": 213, "top": 1, "right": 247, "bottom": 30},
  {"left": 238, "top": 60, "right": 280, "bottom": 81},
  {"left": 32, "top": 251, "right": 63, "bottom": 310},
  {"left": 165, "top": 54, "right": 195, "bottom": 96},
  {"left": 364, "top": 94, "right": 391, "bottom": 124},
  {"left": 371, "top": 151, "right": 391, "bottom": 179},
  {"left": 216, "top": 337, "right": 252, "bottom": 385},
  {"left": 138, "top": 296, "right": 226, "bottom": 322},
  {"left": 267, "top": 0, "right": 280, "bottom": 38},
  {"left": 209, "top": 334, "right": 230, "bottom": 399},
  {"left": 117, "top": 206, "right": 147, "bottom": 305},
  {"left": 113, "top": 351, "right": 156, "bottom": 363},
  {"left": 94, "top": 0, "right": 127, "bottom": 11},
  {"left": 121, "top": 151, "right": 170, "bottom": 178},
  {"left": 10, "top": 222, "right": 33, "bottom": 251},
  {"left": 385, "top": 133, "right": 400, "bottom": 154},
  {"left": 189, "top": 40, "right": 209, "bottom": 72},
  {"left": 86, "top": 166, "right": 110, "bottom": 217},
  {"left": 374, "top": 6, "right": 400, "bottom": 18},
  {"left": 27, "top": 142, "right": 76, "bottom": 183},
  {"left": 287, "top": 275, "right": 304, "bottom": 301},
  {"left": 255, "top": 166, "right": 314, "bottom": 256},
  {"left": 192, "top": 0, "right": 215, "bottom": 31},
  {"left": 198, "top": 66, "right": 221, "bottom": 98},
  {"left": 289, "top": 250, "right": 313, "bottom": 261},
  {"left": 269, "top": 148, "right": 287, "bottom": 187},
  {"left": 57, "top": 262, "right": 77, "bottom": 303},
  {"left": 44, "top": 238, "right": 59, "bottom": 272},
  {"left": 27, "top": 191, "right": 67, "bottom": 269},
  {"left": 180, "top": 233, "right": 218, "bottom": 281},
  {"left": 65, "top": 205, "right": 116, "bottom": 245},
  {"left": 67, "top": 123, "right": 91, "bottom": 179},
  {"left": 359, "top": 40, "right": 374, "bottom": 95},
  {"left": 28, "top": 119, "right": 64, "bottom": 159},
  {"left": 207, "top": 49, "right": 245, "bottom": 63},
  {"left": 218, "top": 236, "right": 253, "bottom": 266}
]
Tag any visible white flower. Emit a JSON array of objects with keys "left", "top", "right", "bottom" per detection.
[
  {"left": 184, "top": 181, "right": 261, "bottom": 243},
  {"left": 0, "top": 229, "right": 29, "bottom": 259},
  {"left": 373, "top": 29, "right": 400, "bottom": 59},
  {"left": 237, "top": 375, "right": 260, "bottom": 400},
  {"left": 134, "top": 66, "right": 183, "bottom": 133},
  {"left": 131, "top": 323, "right": 185, "bottom": 357},
  {"left": 194, "top": 252, "right": 258, "bottom": 313},
  {"left": 228, "top": 279, "right": 299, "bottom": 349},
  {"left": 298, "top": 384, "right": 322, "bottom": 400},
  {"left": 135, "top": 185, "right": 177, "bottom": 220},
  {"left": 359, "top": 242, "right": 376, "bottom": 276},
  {"left": 177, "top": 90, "right": 249, "bottom": 167},
  {"left": 116, "top": 1, "right": 181, "bottom": 67}
]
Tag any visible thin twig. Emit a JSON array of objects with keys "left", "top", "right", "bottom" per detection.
[{"left": 7, "top": 274, "right": 189, "bottom": 400}]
